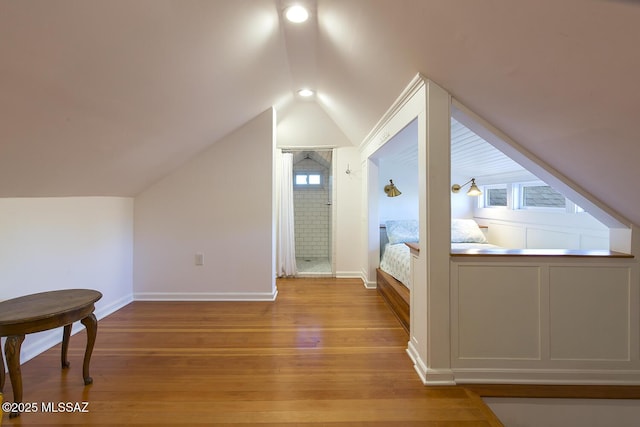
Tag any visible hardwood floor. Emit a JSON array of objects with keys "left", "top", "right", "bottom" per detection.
[{"left": 1, "top": 278, "right": 502, "bottom": 426}]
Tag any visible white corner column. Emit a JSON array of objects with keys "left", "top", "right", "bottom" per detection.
[{"left": 407, "top": 79, "right": 455, "bottom": 385}]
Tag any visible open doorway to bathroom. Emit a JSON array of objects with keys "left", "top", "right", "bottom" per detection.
[{"left": 292, "top": 150, "right": 334, "bottom": 277}]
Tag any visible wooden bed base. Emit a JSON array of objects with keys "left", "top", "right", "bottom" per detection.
[{"left": 376, "top": 268, "right": 409, "bottom": 334}]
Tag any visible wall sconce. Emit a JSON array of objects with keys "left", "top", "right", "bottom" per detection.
[
  {"left": 451, "top": 178, "right": 482, "bottom": 196},
  {"left": 384, "top": 179, "right": 401, "bottom": 197}
]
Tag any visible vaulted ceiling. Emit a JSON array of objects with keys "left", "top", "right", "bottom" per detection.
[{"left": 2, "top": 0, "right": 640, "bottom": 225}]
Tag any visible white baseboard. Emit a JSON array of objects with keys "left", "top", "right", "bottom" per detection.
[
  {"left": 362, "top": 271, "right": 377, "bottom": 289},
  {"left": 407, "top": 341, "right": 426, "bottom": 382},
  {"left": 335, "top": 271, "right": 364, "bottom": 279},
  {"left": 9, "top": 293, "right": 133, "bottom": 367},
  {"left": 362, "top": 267, "right": 376, "bottom": 289},
  {"left": 133, "top": 289, "right": 278, "bottom": 301},
  {"left": 407, "top": 341, "right": 456, "bottom": 385},
  {"left": 423, "top": 369, "right": 457, "bottom": 385},
  {"left": 453, "top": 368, "right": 640, "bottom": 385},
  {"left": 96, "top": 293, "right": 134, "bottom": 320}
]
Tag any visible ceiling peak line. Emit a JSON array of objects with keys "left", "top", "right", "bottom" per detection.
[{"left": 278, "top": 0, "right": 319, "bottom": 99}]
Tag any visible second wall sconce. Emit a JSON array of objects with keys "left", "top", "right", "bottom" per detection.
[
  {"left": 384, "top": 179, "right": 401, "bottom": 197},
  {"left": 451, "top": 178, "right": 482, "bottom": 196}
]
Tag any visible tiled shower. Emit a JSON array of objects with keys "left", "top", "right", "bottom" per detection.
[{"left": 292, "top": 151, "right": 332, "bottom": 276}]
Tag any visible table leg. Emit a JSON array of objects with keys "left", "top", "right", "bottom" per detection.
[
  {"left": 61, "top": 324, "right": 72, "bottom": 368},
  {"left": 6, "top": 334, "right": 25, "bottom": 418},
  {"left": 0, "top": 342, "right": 5, "bottom": 391},
  {"left": 81, "top": 313, "right": 97, "bottom": 385}
]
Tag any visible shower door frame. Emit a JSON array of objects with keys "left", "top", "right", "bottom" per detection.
[{"left": 285, "top": 147, "right": 336, "bottom": 277}]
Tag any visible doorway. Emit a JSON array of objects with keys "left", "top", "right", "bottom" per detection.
[{"left": 292, "top": 150, "right": 334, "bottom": 276}]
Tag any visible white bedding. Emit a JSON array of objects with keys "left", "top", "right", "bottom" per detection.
[
  {"left": 379, "top": 219, "right": 501, "bottom": 290},
  {"left": 379, "top": 243, "right": 412, "bottom": 289}
]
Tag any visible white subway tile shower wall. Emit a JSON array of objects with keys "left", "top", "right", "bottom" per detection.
[{"left": 293, "top": 158, "right": 331, "bottom": 260}]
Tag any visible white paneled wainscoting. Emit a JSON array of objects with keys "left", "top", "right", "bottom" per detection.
[
  {"left": 450, "top": 254, "right": 640, "bottom": 385},
  {"left": 478, "top": 218, "right": 610, "bottom": 251}
]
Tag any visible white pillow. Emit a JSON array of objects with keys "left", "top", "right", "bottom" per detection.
[{"left": 451, "top": 219, "right": 487, "bottom": 243}]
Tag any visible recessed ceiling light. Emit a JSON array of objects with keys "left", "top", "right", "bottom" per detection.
[
  {"left": 298, "top": 88, "right": 314, "bottom": 97},
  {"left": 285, "top": 5, "right": 309, "bottom": 23}
]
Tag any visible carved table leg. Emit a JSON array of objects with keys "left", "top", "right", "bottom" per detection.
[
  {"left": 0, "top": 342, "right": 5, "bottom": 391},
  {"left": 6, "top": 334, "right": 25, "bottom": 418},
  {"left": 81, "top": 313, "right": 97, "bottom": 385},
  {"left": 61, "top": 324, "right": 72, "bottom": 368}
]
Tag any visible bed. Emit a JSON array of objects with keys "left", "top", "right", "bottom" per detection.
[{"left": 376, "top": 219, "right": 499, "bottom": 334}]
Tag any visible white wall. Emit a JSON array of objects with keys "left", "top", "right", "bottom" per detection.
[
  {"left": 334, "top": 146, "right": 362, "bottom": 278},
  {"left": 474, "top": 207, "right": 609, "bottom": 249},
  {"left": 450, "top": 177, "right": 475, "bottom": 219},
  {"left": 376, "top": 119, "right": 419, "bottom": 223},
  {"left": 0, "top": 196, "right": 133, "bottom": 362},
  {"left": 378, "top": 158, "right": 419, "bottom": 223},
  {"left": 277, "top": 100, "right": 351, "bottom": 148},
  {"left": 133, "top": 108, "right": 277, "bottom": 300}
]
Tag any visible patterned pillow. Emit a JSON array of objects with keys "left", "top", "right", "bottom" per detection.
[{"left": 385, "top": 220, "right": 419, "bottom": 244}]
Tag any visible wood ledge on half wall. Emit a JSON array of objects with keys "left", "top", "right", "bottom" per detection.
[
  {"left": 404, "top": 243, "right": 634, "bottom": 258},
  {"left": 450, "top": 248, "right": 634, "bottom": 258}
]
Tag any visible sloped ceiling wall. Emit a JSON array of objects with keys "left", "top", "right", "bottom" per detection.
[
  {"left": 1, "top": 0, "right": 640, "bottom": 226},
  {"left": 314, "top": 0, "right": 640, "bottom": 227},
  {"left": 0, "top": 0, "right": 292, "bottom": 196}
]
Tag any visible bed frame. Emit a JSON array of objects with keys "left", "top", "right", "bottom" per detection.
[{"left": 376, "top": 267, "right": 409, "bottom": 334}]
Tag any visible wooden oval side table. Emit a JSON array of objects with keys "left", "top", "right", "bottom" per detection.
[{"left": 0, "top": 289, "right": 102, "bottom": 418}]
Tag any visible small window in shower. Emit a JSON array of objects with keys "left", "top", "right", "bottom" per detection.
[{"left": 295, "top": 173, "right": 322, "bottom": 187}]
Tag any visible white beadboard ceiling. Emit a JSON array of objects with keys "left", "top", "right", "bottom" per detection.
[
  {"left": 376, "top": 117, "right": 536, "bottom": 185},
  {"left": 451, "top": 118, "right": 536, "bottom": 184},
  {"left": 373, "top": 119, "right": 419, "bottom": 167},
  {"left": 2, "top": 0, "right": 640, "bottom": 226}
]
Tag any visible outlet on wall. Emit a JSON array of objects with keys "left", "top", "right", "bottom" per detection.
[{"left": 195, "top": 253, "right": 204, "bottom": 266}]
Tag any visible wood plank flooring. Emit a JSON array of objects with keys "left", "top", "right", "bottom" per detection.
[{"left": 1, "top": 278, "right": 502, "bottom": 426}]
